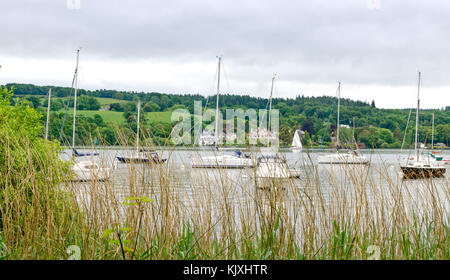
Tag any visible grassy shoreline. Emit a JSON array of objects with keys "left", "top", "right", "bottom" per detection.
[{"left": 1, "top": 138, "right": 448, "bottom": 260}]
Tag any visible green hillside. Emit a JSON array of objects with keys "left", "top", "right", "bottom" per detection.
[
  {"left": 59, "top": 109, "right": 172, "bottom": 124},
  {"left": 4, "top": 82, "right": 449, "bottom": 147}
]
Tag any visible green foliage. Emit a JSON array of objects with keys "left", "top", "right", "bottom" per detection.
[
  {"left": 0, "top": 86, "right": 72, "bottom": 253},
  {"left": 4, "top": 83, "right": 449, "bottom": 148},
  {"left": 75, "top": 95, "right": 101, "bottom": 110},
  {"left": 100, "top": 196, "right": 154, "bottom": 260},
  {"left": 110, "top": 102, "right": 125, "bottom": 112},
  {"left": 24, "top": 95, "right": 41, "bottom": 108},
  {"left": 43, "top": 98, "right": 64, "bottom": 111},
  {"left": 0, "top": 87, "right": 67, "bottom": 187}
]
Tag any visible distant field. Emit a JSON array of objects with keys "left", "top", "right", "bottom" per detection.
[
  {"left": 61, "top": 109, "right": 175, "bottom": 124},
  {"left": 145, "top": 111, "right": 173, "bottom": 123},
  {"left": 62, "top": 109, "right": 125, "bottom": 123},
  {"left": 20, "top": 94, "right": 176, "bottom": 124},
  {"left": 96, "top": 97, "right": 128, "bottom": 105}
]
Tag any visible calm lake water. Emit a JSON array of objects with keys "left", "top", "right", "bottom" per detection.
[
  {"left": 62, "top": 147, "right": 450, "bottom": 209},
  {"left": 62, "top": 148, "right": 450, "bottom": 227}
]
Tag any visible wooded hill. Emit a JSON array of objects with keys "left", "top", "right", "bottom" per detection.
[{"left": 4, "top": 83, "right": 449, "bottom": 148}]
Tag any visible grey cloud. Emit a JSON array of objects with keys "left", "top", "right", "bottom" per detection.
[{"left": 2, "top": 0, "right": 450, "bottom": 88}]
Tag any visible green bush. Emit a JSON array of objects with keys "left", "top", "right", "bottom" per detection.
[{"left": 0, "top": 86, "right": 70, "bottom": 239}]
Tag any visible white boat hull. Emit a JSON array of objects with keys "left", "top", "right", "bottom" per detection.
[
  {"left": 191, "top": 154, "right": 255, "bottom": 169},
  {"left": 400, "top": 156, "right": 446, "bottom": 178},
  {"left": 318, "top": 153, "right": 369, "bottom": 164},
  {"left": 256, "top": 158, "right": 301, "bottom": 178},
  {"left": 72, "top": 160, "right": 113, "bottom": 181}
]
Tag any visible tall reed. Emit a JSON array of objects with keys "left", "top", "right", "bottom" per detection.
[{"left": 0, "top": 126, "right": 448, "bottom": 260}]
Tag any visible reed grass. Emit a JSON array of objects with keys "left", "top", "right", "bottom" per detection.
[{"left": 0, "top": 126, "right": 448, "bottom": 260}]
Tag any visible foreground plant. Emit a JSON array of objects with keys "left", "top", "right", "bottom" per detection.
[{"left": 0, "top": 86, "right": 448, "bottom": 260}]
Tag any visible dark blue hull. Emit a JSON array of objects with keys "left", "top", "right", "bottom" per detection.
[{"left": 117, "top": 156, "right": 167, "bottom": 164}]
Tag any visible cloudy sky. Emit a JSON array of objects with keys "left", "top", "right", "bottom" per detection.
[{"left": 1, "top": 0, "right": 449, "bottom": 109}]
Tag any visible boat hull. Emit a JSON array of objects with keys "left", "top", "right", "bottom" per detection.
[
  {"left": 117, "top": 156, "right": 167, "bottom": 164},
  {"left": 318, "top": 153, "right": 369, "bottom": 165},
  {"left": 191, "top": 155, "right": 255, "bottom": 169},
  {"left": 72, "top": 160, "right": 113, "bottom": 182},
  {"left": 192, "top": 164, "right": 252, "bottom": 169},
  {"left": 400, "top": 166, "right": 446, "bottom": 178},
  {"left": 256, "top": 156, "right": 301, "bottom": 178},
  {"left": 73, "top": 170, "right": 110, "bottom": 182},
  {"left": 256, "top": 166, "right": 301, "bottom": 178}
]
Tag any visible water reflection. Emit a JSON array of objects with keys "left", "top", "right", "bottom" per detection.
[{"left": 64, "top": 148, "right": 449, "bottom": 230}]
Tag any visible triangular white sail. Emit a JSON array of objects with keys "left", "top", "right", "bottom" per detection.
[{"left": 292, "top": 130, "right": 302, "bottom": 151}]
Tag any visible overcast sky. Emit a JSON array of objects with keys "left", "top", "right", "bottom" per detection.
[{"left": 1, "top": 0, "right": 449, "bottom": 109}]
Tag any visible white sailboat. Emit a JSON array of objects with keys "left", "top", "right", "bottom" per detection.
[
  {"left": 256, "top": 155, "right": 302, "bottom": 178},
  {"left": 291, "top": 129, "right": 303, "bottom": 153},
  {"left": 318, "top": 82, "right": 369, "bottom": 164},
  {"left": 116, "top": 101, "right": 166, "bottom": 164},
  {"left": 252, "top": 76, "right": 302, "bottom": 179},
  {"left": 191, "top": 56, "right": 255, "bottom": 169},
  {"left": 70, "top": 49, "right": 113, "bottom": 181},
  {"left": 400, "top": 72, "right": 446, "bottom": 178}
]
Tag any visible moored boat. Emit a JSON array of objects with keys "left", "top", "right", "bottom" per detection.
[
  {"left": 399, "top": 72, "right": 446, "bottom": 178},
  {"left": 72, "top": 160, "right": 113, "bottom": 181},
  {"left": 190, "top": 56, "right": 254, "bottom": 169},
  {"left": 318, "top": 150, "right": 369, "bottom": 164},
  {"left": 117, "top": 150, "right": 167, "bottom": 164},
  {"left": 68, "top": 49, "right": 114, "bottom": 181},
  {"left": 400, "top": 156, "right": 446, "bottom": 178},
  {"left": 116, "top": 100, "right": 167, "bottom": 164},
  {"left": 255, "top": 155, "right": 301, "bottom": 178},
  {"left": 191, "top": 150, "right": 254, "bottom": 169},
  {"left": 318, "top": 82, "right": 368, "bottom": 165}
]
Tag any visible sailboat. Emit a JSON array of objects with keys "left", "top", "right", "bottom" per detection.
[
  {"left": 400, "top": 72, "right": 446, "bottom": 178},
  {"left": 255, "top": 154, "right": 302, "bottom": 178},
  {"left": 318, "top": 82, "right": 369, "bottom": 164},
  {"left": 191, "top": 56, "right": 255, "bottom": 169},
  {"left": 252, "top": 76, "right": 302, "bottom": 179},
  {"left": 116, "top": 101, "right": 167, "bottom": 164},
  {"left": 69, "top": 49, "right": 113, "bottom": 181},
  {"left": 291, "top": 130, "right": 303, "bottom": 153}
]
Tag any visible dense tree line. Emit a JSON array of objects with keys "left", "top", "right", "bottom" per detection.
[{"left": 4, "top": 83, "right": 449, "bottom": 148}]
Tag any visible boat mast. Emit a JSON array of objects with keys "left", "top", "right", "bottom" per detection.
[
  {"left": 136, "top": 100, "right": 141, "bottom": 153},
  {"left": 268, "top": 74, "right": 275, "bottom": 130},
  {"left": 336, "top": 82, "right": 341, "bottom": 148},
  {"left": 352, "top": 117, "right": 355, "bottom": 149},
  {"left": 401, "top": 109, "right": 412, "bottom": 151},
  {"left": 72, "top": 49, "right": 80, "bottom": 155},
  {"left": 214, "top": 56, "right": 221, "bottom": 148},
  {"left": 431, "top": 112, "right": 434, "bottom": 151},
  {"left": 414, "top": 72, "right": 421, "bottom": 161},
  {"left": 45, "top": 88, "right": 52, "bottom": 141}
]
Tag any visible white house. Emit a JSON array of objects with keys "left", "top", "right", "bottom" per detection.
[
  {"left": 249, "top": 128, "right": 277, "bottom": 144},
  {"left": 199, "top": 130, "right": 217, "bottom": 146}
]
